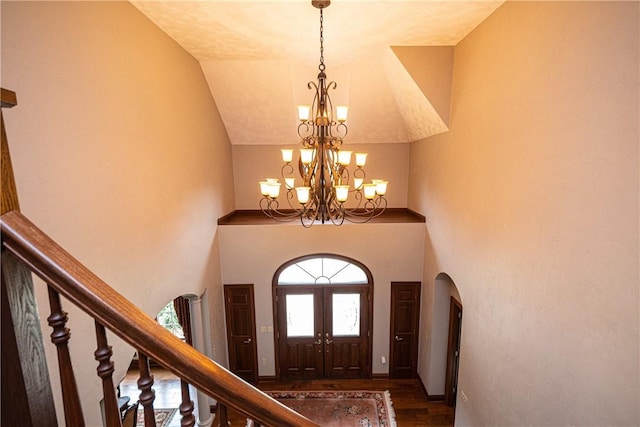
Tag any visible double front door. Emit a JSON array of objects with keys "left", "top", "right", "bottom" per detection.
[{"left": 275, "top": 286, "right": 371, "bottom": 379}]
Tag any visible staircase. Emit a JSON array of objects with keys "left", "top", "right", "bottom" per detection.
[{"left": 1, "top": 88, "right": 318, "bottom": 427}]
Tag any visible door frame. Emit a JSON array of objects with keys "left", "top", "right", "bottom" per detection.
[
  {"left": 223, "top": 284, "right": 259, "bottom": 383},
  {"left": 272, "top": 253, "right": 374, "bottom": 380},
  {"left": 444, "top": 296, "right": 463, "bottom": 407},
  {"left": 389, "top": 281, "right": 421, "bottom": 379}
]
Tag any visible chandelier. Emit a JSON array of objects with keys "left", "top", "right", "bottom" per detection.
[{"left": 259, "top": 0, "right": 388, "bottom": 227}]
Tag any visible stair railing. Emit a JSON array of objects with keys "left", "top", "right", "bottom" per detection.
[
  {"left": 1, "top": 210, "right": 317, "bottom": 427},
  {"left": 1, "top": 85, "right": 315, "bottom": 426}
]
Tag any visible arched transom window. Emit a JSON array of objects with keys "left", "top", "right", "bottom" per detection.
[{"left": 277, "top": 256, "right": 369, "bottom": 285}]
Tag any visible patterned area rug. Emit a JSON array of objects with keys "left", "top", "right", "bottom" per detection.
[
  {"left": 136, "top": 408, "right": 177, "bottom": 427},
  {"left": 251, "top": 390, "right": 396, "bottom": 427}
]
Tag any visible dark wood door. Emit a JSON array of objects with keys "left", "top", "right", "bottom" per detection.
[
  {"left": 445, "top": 297, "right": 463, "bottom": 407},
  {"left": 389, "top": 282, "right": 421, "bottom": 379},
  {"left": 276, "top": 286, "right": 371, "bottom": 379},
  {"left": 224, "top": 285, "right": 258, "bottom": 383},
  {"left": 276, "top": 287, "right": 324, "bottom": 379},
  {"left": 323, "top": 286, "right": 371, "bottom": 378}
]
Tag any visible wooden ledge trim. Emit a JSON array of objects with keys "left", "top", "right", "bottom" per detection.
[
  {"left": 1, "top": 89, "right": 17, "bottom": 108},
  {"left": 218, "top": 208, "right": 425, "bottom": 225}
]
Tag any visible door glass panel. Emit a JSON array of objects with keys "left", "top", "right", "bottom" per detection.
[
  {"left": 332, "top": 293, "right": 360, "bottom": 336},
  {"left": 286, "top": 294, "right": 314, "bottom": 337}
]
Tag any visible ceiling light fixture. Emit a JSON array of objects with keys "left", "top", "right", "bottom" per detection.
[{"left": 259, "top": 0, "right": 388, "bottom": 227}]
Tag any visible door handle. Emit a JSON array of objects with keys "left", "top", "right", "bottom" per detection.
[
  {"left": 314, "top": 338, "right": 322, "bottom": 345},
  {"left": 243, "top": 338, "right": 252, "bottom": 344},
  {"left": 325, "top": 332, "right": 333, "bottom": 345},
  {"left": 394, "top": 335, "right": 403, "bottom": 341}
]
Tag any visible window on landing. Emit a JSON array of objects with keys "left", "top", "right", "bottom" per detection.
[
  {"left": 156, "top": 301, "right": 184, "bottom": 340},
  {"left": 277, "top": 256, "right": 368, "bottom": 285}
]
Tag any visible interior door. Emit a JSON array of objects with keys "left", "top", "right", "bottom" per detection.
[
  {"left": 445, "top": 297, "right": 463, "bottom": 407},
  {"left": 276, "top": 286, "right": 370, "bottom": 379},
  {"left": 389, "top": 282, "right": 421, "bottom": 379},
  {"left": 224, "top": 285, "right": 258, "bottom": 383}
]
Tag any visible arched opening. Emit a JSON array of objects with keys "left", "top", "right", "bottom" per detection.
[
  {"left": 157, "top": 299, "right": 187, "bottom": 341},
  {"left": 118, "top": 294, "right": 213, "bottom": 426},
  {"left": 272, "top": 254, "right": 374, "bottom": 379}
]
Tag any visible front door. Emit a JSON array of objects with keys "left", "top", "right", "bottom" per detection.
[{"left": 276, "top": 286, "right": 371, "bottom": 379}]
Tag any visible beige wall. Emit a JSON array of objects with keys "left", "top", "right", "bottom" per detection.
[
  {"left": 409, "top": 1, "right": 639, "bottom": 425},
  {"left": 1, "top": 1, "right": 234, "bottom": 425},
  {"left": 218, "top": 222, "right": 425, "bottom": 376},
  {"left": 232, "top": 142, "right": 410, "bottom": 210}
]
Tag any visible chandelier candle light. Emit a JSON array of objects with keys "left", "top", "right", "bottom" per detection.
[{"left": 259, "top": 0, "right": 388, "bottom": 227}]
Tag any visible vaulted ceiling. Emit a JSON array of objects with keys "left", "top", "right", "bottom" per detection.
[{"left": 130, "top": 1, "right": 504, "bottom": 145}]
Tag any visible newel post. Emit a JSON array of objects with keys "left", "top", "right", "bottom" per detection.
[{"left": 1, "top": 88, "right": 58, "bottom": 426}]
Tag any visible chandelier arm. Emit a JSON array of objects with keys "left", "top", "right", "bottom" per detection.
[
  {"left": 300, "top": 150, "right": 318, "bottom": 186},
  {"left": 260, "top": 197, "right": 294, "bottom": 221},
  {"left": 349, "top": 167, "right": 365, "bottom": 194},
  {"left": 281, "top": 163, "right": 294, "bottom": 179},
  {"left": 325, "top": 81, "right": 336, "bottom": 124},
  {"left": 341, "top": 201, "right": 386, "bottom": 223},
  {"left": 259, "top": 196, "right": 309, "bottom": 222},
  {"left": 338, "top": 165, "right": 349, "bottom": 187},
  {"left": 298, "top": 121, "right": 312, "bottom": 140},
  {"left": 343, "top": 191, "right": 365, "bottom": 211},
  {"left": 335, "top": 122, "right": 348, "bottom": 139},
  {"left": 342, "top": 196, "right": 388, "bottom": 220},
  {"left": 348, "top": 197, "right": 378, "bottom": 214},
  {"left": 328, "top": 204, "right": 346, "bottom": 226},
  {"left": 304, "top": 187, "right": 323, "bottom": 221},
  {"left": 282, "top": 188, "right": 302, "bottom": 211},
  {"left": 300, "top": 214, "right": 316, "bottom": 228},
  {"left": 309, "top": 80, "right": 321, "bottom": 128},
  {"left": 322, "top": 145, "right": 338, "bottom": 205}
]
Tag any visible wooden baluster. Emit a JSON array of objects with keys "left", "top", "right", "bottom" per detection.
[
  {"left": 216, "top": 403, "right": 228, "bottom": 427},
  {"left": 137, "top": 352, "right": 157, "bottom": 426},
  {"left": 179, "top": 379, "right": 195, "bottom": 427},
  {"left": 47, "top": 285, "right": 85, "bottom": 426},
  {"left": 94, "top": 320, "right": 122, "bottom": 427}
]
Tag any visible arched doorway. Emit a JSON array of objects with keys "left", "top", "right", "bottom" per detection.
[{"left": 272, "top": 254, "right": 373, "bottom": 380}]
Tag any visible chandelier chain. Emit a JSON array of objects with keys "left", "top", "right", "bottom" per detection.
[{"left": 319, "top": 9, "right": 325, "bottom": 72}]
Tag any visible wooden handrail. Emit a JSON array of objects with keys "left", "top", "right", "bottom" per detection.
[
  {"left": 1, "top": 88, "right": 17, "bottom": 108},
  {"left": 0, "top": 210, "right": 318, "bottom": 427}
]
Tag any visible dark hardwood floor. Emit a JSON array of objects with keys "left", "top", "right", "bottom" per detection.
[{"left": 121, "top": 369, "right": 454, "bottom": 426}]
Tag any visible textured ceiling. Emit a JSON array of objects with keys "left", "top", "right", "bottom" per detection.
[{"left": 130, "top": 1, "right": 504, "bottom": 144}]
